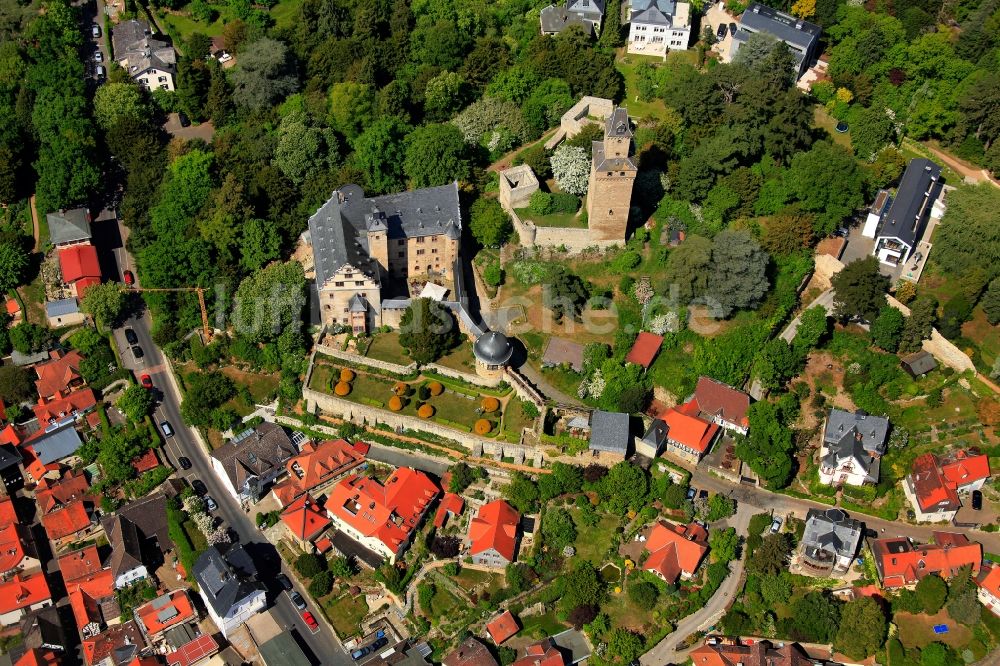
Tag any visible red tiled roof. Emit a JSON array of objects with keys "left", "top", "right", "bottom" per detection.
[
  {"left": 328, "top": 468, "right": 439, "bottom": 557},
  {"left": 136, "top": 590, "right": 195, "bottom": 636},
  {"left": 41, "top": 500, "right": 90, "bottom": 540},
  {"left": 33, "top": 388, "right": 97, "bottom": 428},
  {"left": 315, "top": 537, "right": 333, "bottom": 553},
  {"left": 284, "top": 439, "right": 365, "bottom": 498},
  {"left": 58, "top": 245, "right": 101, "bottom": 284},
  {"left": 5, "top": 299, "right": 18, "bottom": 316},
  {"left": 978, "top": 564, "right": 1000, "bottom": 599},
  {"left": 281, "top": 493, "right": 331, "bottom": 543},
  {"left": 34, "top": 351, "right": 84, "bottom": 400},
  {"left": 58, "top": 545, "right": 103, "bottom": 584},
  {"left": 643, "top": 520, "right": 709, "bottom": 584},
  {"left": 0, "top": 423, "right": 21, "bottom": 446},
  {"left": 66, "top": 568, "right": 115, "bottom": 631},
  {"left": 131, "top": 448, "right": 160, "bottom": 474},
  {"left": 352, "top": 440, "right": 371, "bottom": 455},
  {"left": 512, "top": 639, "right": 564, "bottom": 666},
  {"left": 20, "top": 446, "right": 61, "bottom": 484},
  {"left": 82, "top": 621, "right": 144, "bottom": 666},
  {"left": 442, "top": 637, "right": 499, "bottom": 666},
  {"left": 660, "top": 405, "right": 719, "bottom": 453},
  {"left": 692, "top": 376, "right": 750, "bottom": 428},
  {"left": 0, "top": 571, "right": 51, "bottom": 614},
  {"left": 909, "top": 453, "right": 960, "bottom": 512},
  {"left": 469, "top": 500, "right": 520, "bottom": 563},
  {"left": 15, "top": 649, "right": 61, "bottom": 666},
  {"left": 485, "top": 610, "right": 519, "bottom": 645},
  {"left": 37, "top": 470, "right": 92, "bottom": 514},
  {"left": 434, "top": 492, "right": 465, "bottom": 528},
  {"left": 0, "top": 495, "right": 17, "bottom": 525},
  {"left": 0, "top": 521, "right": 29, "bottom": 574},
  {"left": 165, "top": 634, "right": 220, "bottom": 666},
  {"left": 872, "top": 532, "right": 982, "bottom": 588},
  {"left": 73, "top": 277, "right": 101, "bottom": 298},
  {"left": 691, "top": 641, "right": 815, "bottom": 666},
  {"left": 940, "top": 451, "right": 990, "bottom": 488},
  {"left": 625, "top": 332, "right": 664, "bottom": 369}
]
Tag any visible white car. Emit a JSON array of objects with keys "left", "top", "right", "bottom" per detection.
[
  {"left": 770, "top": 516, "right": 783, "bottom": 533},
  {"left": 205, "top": 496, "right": 218, "bottom": 511},
  {"left": 94, "top": 51, "right": 102, "bottom": 62}
]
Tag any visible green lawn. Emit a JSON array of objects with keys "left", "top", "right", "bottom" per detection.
[
  {"left": 426, "top": 584, "right": 463, "bottom": 620},
  {"left": 813, "top": 106, "right": 852, "bottom": 150},
  {"left": 366, "top": 332, "right": 413, "bottom": 367},
  {"left": 154, "top": 6, "right": 227, "bottom": 40},
  {"left": 568, "top": 508, "right": 620, "bottom": 565},
  {"left": 616, "top": 55, "right": 671, "bottom": 121},
  {"left": 501, "top": 398, "right": 538, "bottom": 444},
  {"left": 896, "top": 611, "right": 973, "bottom": 649},
  {"left": 270, "top": 0, "right": 304, "bottom": 30},
  {"left": 538, "top": 364, "right": 585, "bottom": 399},
  {"left": 182, "top": 519, "right": 208, "bottom": 552},
  {"left": 434, "top": 345, "right": 477, "bottom": 373},
  {"left": 309, "top": 364, "right": 335, "bottom": 392},
  {"left": 602, "top": 586, "right": 657, "bottom": 633},
  {"left": 514, "top": 206, "right": 588, "bottom": 229},
  {"left": 894, "top": 384, "right": 979, "bottom": 433},
  {"left": 322, "top": 594, "right": 368, "bottom": 639},
  {"left": 519, "top": 610, "right": 568, "bottom": 639},
  {"left": 452, "top": 568, "right": 505, "bottom": 596}
]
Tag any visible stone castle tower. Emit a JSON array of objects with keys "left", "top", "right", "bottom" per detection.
[{"left": 586, "top": 107, "right": 637, "bottom": 241}]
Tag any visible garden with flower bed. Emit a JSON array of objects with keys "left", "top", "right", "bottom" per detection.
[{"left": 309, "top": 359, "right": 536, "bottom": 439}]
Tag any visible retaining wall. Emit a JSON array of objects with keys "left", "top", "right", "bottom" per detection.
[
  {"left": 505, "top": 203, "right": 620, "bottom": 254},
  {"left": 314, "top": 343, "right": 417, "bottom": 376}
]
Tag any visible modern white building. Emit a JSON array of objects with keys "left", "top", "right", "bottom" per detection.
[
  {"left": 865, "top": 158, "right": 944, "bottom": 267},
  {"left": 626, "top": 0, "right": 691, "bottom": 58},
  {"left": 194, "top": 544, "right": 266, "bottom": 638}
]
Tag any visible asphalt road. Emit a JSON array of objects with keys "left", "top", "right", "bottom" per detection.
[{"left": 109, "top": 233, "right": 348, "bottom": 664}]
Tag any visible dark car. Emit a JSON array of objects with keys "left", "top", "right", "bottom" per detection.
[
  {"left": 290, "top": 591, "right": 307, "bottom": 611},
  {"left": 178, "top": 112, "right": 191, "bottom": 127},
  {"left": 717, "top": 24, "right": 727, "bottom": 40},
  {"left": 227, "top": 527, "right": 241, "bottom": 543},
  {"left": 131, "top": 345, "right": 144, "bottom": 359},
  {"left": 178, "top": 456, "right": 192, "bottom": 470},
  {"left": 160, "top": 420, "right": 174, "bottom": 438},
  {"left": 352, "top": 638, "right": 388, "bottom": 660},
  {"left": 729, "top": 22, "right": 738, "bottom": 36},
  {"left": 972, "top": 490, "right": 983, "bottom": 510},
  {"left": 191, "top": 479, "right": 207, "bottom": 496},
  {"left": 124, "top": 328, "right": 138, "bottom": 345},
  {"left": 276, "top": 573, "right": 293, "bottom": 591}
]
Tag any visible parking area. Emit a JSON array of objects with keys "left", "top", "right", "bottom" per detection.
[
  {"left": 78, "top": 0, "right": 110, "bottom": 82},
  {"left": 705, "top": 2, "right": 738, "bottom": 62}
]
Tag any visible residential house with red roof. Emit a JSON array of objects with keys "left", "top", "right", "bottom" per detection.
[
  {"left": 33, "top": 351, "right": 85, "bottom": 402},
  {"left": 33, "top": 388, "right": 97, "bottom": 429},
  {"left": 81, "top": 620, "right": 146, "bottom": 666},
  {"left": 326, "top": 467, "right": 439, "bottom": 563},
  {"left": 657, "top": 403, "right": 719, "bottom": 465},
  {"left": 687, "top": 377, "right": 751, "bottom": 436},
  {"left": 280, "top": 493, "right": 331, "bottom": 546},
  {"left": 691, "top": 639, "right": 820, "bottom": 666},
  {"left": 59, "top": 546, "right": 119, "bottom": 637},
  {"left": 130, "top": 449, "right": 159, "bottom": 475},
  {"left": 0, "top": 495, "right": 40, "bottom": 579},
  {"left": 36, "top": 470, "right": 93, "bottom": 515},
  {"left": 625, "top": 332, "right": 664, "bottom": 370},
  {"left": 165, "top": 634, "right": 220, "bottom": 666},
  {"left": 433, "top": 492, "right": 465, "bottom": 529},
  {"left": 468, "top": 500, "right": 520, "bottom": 567},
  {"left": 903, "top": 450, "right": 990, "bottom": 523},
  {"left": 977, "top": 564, "right": 1000, "bottom": 617},
  {"left": 642, "top": 520, "right": 709, "bottom": 584},
  {"left": 135, "top": 590, "right": 196, "bottom": 640},
  {"left": 41, "top": 499, "right": 93, "bottom": 546},
  {"left": 442, "top": 636, "right": 498, "bottom": 666},
  {"left": 14, "top": 649, "right": 63, "bottom": 666},
  {"left": 57, "top": 245, "right": 102, "bottom": 299},
  {"left": 511, "top": 638, "right": 565, "bottom": 666},
  {"left": 0, "top": 571, "right": 52, "bottom": 626},
  {"left": 19, "top": 447, "right": 61, "bottom": 487},
  {"left": 871, "top": 532, "right": 982, "bottom": 588},
  {"left": 272, "top": 438, "right": 364, "bottom": 507},
  {"left": 485, "top": 610, "right": 519, "bottom": 645}
]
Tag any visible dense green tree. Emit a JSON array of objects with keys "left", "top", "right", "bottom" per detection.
[
  {"left": 447, "top": 462, "right": 480, "bottom": 494},
  {"left": 273, "top": 111, "right": 339, "bottom": 186},
  {"left": 707, "top": 229, "right": 770, "bottom": 317},
  {"left": 627, "top": 580, "right": 659, "bottom": 611},
  {"left": 558, "top": 560, "right": 604, "bottom": 613},
  {"left": 748, "top": 533, "right": 792, "bottom": 576},
  {"left": 0, "top": 365, "right": 33, "bottom": 403},
  {"left": 231, "top": 38, "right": 299, "bottom": 109},
  {"left": 93, "top": 82, "right": 146, "bottom": 131},
  {"left": 792, "top": 305, "right": 830, "bottom": 353},
  {"left": 706, "top": 494, "right": 736, "bottom": 521},
  {"left": 933, "top": 185, "right": 1000, "bottom": 281},
  {"left": 350, "top": 116, "right": 412, "bottom": 195},
  {"left": 232, "top": 262, "right": 306, "bottom": 344},
  {"left": 661, "top": 234, "right": 712, "bottom": 304},
  {"left": 240, "top": 219, "right": 282, "bottom": 273},
  {"left": 81, "top": 282, "right": 127, "bottom": 332},
  {"left": 503, "top": 472, "right": 540, "bottom": 513},
  {"left": 545, "top": 267, "right": 590, "bottom": 323},
  {"left": 754, "top": 338, "right": 799, "bottom": 390},
  {"left": 709, "top": 527, "right": 739, "bottom": 563},
  {"left": 915, "top": 573, "right": 948, "bottom": 614},
  {"left": 852, "top": 106, "right": 895, "bottom": 161},
  {"left": 736, "top": 401, "right": 794, "bottom": 489},
  {"left": 180, "top": 371, "right": 235, "bottom": 427},
  {"left": 506, "top": 562, "right": 529, "bottom": 594},
  {"left": 541, "top": 507, "right": 577, "bottom": 552},
  {"left": 115, "top": 385, "right": 153, "bottom": 422},
  {"left": 761, "top": 208, "right": 816, "bottom": 256},
  {"left": 398, "top": 297, "right": 459, "bottom": 364},
  {"left": 295, "top": 552, "right": 325, "bottom": 577},
  {"left": 786, "top": 141, "right": 866, "bottom": 235},
  {"left": 982, "top": 278, "right": 1000, "bottom": 325},
  {"left": 606, "top": 628, "right": 644, "bottom": 665},
  {"left": 403, "top": 123, "right": 472, "bottom": 188},
  {"left": 870, "top": 306, "right": 905, "bottom": 352},
  {"left": 920, "top": 642, "right": 952, "bottom": 666},
  {"left": 760, "top": 572, "right": 793, "bottom": 605},
  {"left": 832, "top": 257, "right": 889, "bottom": 322},
  {"left": 791, "top": 592, "right": 841, "bottom": 643},
  {"left": 328, "top": 82, "right": 376, "bottom": 140},
  {"left": 0, "top": 241, "right": 28, "bottom": 294},
  {"left": 835, "top": 597, "right": 886, "bottom": 659},
  {"left": 899, "top": 295, "right": 937, "bottom": 353},
  {"left": 469, "top": 198, "right": 513, "bottom": 248},
  {"left": 597, "top": 462, "right": 648, "bottom": 514}
]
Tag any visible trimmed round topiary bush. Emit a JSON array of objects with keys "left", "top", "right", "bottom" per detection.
[
  {"left": 393, "top": 382, "right": 410, "bottom": 396},
  {"left": 474, "top": 419, "right": 493, "bottom": 435},
  {"left": 418, "top": 385, "right": 431, "bottom": 401},
  {"left": 388, "top": 396, "right": 404, "bottom": 411},
  {"left": 428, "top": 381, "right": 444, "bottom": 396},
  {"left": 334, "top": 382, "right": 351, "bottom": 396},
  {"left": 340, "top": 368, "right": 355, "bottom": 383},
  {"left": 418, "top": 403, "right": 434, "bottom": 418},
  {"left": 481, "top": 397, "right": 500, "bottom": 413}
]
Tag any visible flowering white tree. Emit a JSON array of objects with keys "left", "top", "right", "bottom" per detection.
[
  {"left": 183, "top": 496, "right": 206, "bottom": 515},
  {"left": 647, "top": 313, "right": 679, "bottom": 335},
  {"left": 550, "top": 145, "right": 590, "bottom": 196},
  {"left": 578, "top": 368, "right": 606, "bottom": 400},
  {"left": 452, "top": 97, "right": 530, "bottom": 146},
  {"left": 206, "top": 525, "right": 231, "bottom": 546},
  {"left": 634, "top": 280, "right": 654, "bottom": 305}
]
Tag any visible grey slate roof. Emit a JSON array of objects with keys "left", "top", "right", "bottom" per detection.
[
  {"left": 641, "top": 418, "right": 668, "bottom": 452},
  {"left": 630, "top": 0, "right": 678, "bottom": 26},
  {"left": 113, "top": 19, "right": 176, "bottom": 76},
  {"left": 593, "top": 108, "right": 637, "bottom": 172},
  {"left": 259, "top": 633, "right": 311, "bottom": 666},
  {"left": 210, "top": 422, "right": 295, "bottom": 494},
  {"left": 735, "top": 3, "right": 821, "bottom": 49},
  {"left": 11, "top": 350, "right": 50, "bottom": 367},
  {"left": 309, "top": 182, "right": 461, "bottom": 287},
  {"left": 348, "top": 294, "right": 368, "bottom": 313},
  {"left": 875, "top": 158, "right": 942, "bottom": 248},
  {"left": 102, "top": 492, "right": 173, "bottom": 579},
  {"left": 0, "top": 444, "right": 21, "bottom": 471},
  {"left": 45, "top": 298, "right": 81, "bottom": 318},
  {"left": 46, "top": 208, "right": 91, "bottom": 245},
  {"left": 902, "top": 350, "right": 937, "bottom": 376},
  {"left": 822, "top": 409, "right": 889, "bottom": 481},
  {"left": 801, "top": 508, "right": 863, "bottom": 562},
  {"left": 589, "top": 410, "right": 630, "bottom": 454},
  {"left": 540, "top": 0, "right": 605, "bottom": 35},
  {"left": 194, "top": 543, "right": 265, "bottom": 619},
  {"left": 29, "top": 422, "right": 83, "bottom": 464}
]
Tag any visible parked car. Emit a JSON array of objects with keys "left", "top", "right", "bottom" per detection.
[
  {"left": 770, "top": 516, "right": 783, "bottom": 533},
  {"left": 140, "top": 373, "right": 153, "bottom": 389},
  {"left": 686, "top": 487, "right": 697, "bottom": 500},
  {"left": 131, "top": 345, "right": 144, "bottom": 360},
  {"left": 191, "top": 479, "right": 207, "bottom": 495},
  {"left": 124, "top": 328, "right": 139, "bottom": 345},
  {"left": 716, "top": 24, "right": 727, "bottom": 40},
  {"left": 123, "top": 270, "right": 134, "bottom": 286},
  {"left": 178, "top": 456, "right": 192, "bottom": 470},
  {"left": 290, "top": 591, "right": 307, "bottom": 611},
  {"left": 92, "top": 24, "right": 101, "bottom": 37},
  {"left": 302, "top": 611, "right": 320, "bottom": 634},
  {"left": 276, "top": 573, "right": 292, "bottom": 591},
  {"left": 178, "top": 112, "right": 190, "bottom": 127},
  {"left": 729, "top": 22, "right": 738, "bottom": 36},
  {"left": 93, "top": 51, "right": 103, "bottom": 62},
  {"left": 972, "top": 490, "right": 983, "bottom": 510},
  {"left": 95, "top": 65, "right": 105, "bottom": 78},
  {"left": 205, "top": 496, "right": 218, "bottom": 511},
  {"left": 160, "top": 420, "right": 174, "bottom": 438},
  {"left": 227, "top": 527, "right": 240, "bottom": 543},
  {"left": 352, "top": 637, "right": 388, "bottom": 660}
]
